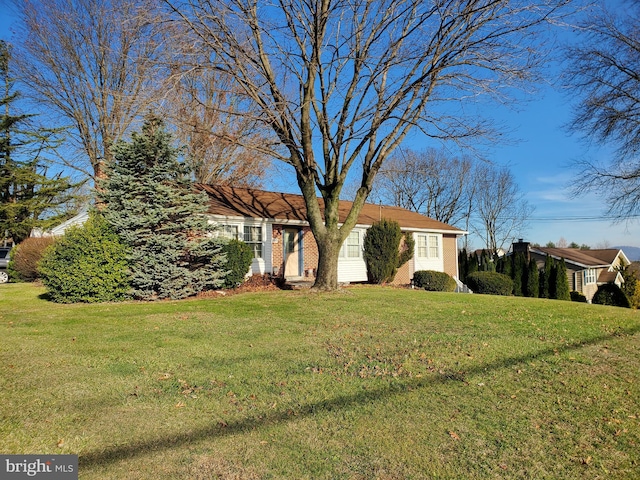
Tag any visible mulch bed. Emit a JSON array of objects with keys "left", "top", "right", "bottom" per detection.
[{"left": 197, "top": 274, "right": 284, "bottom": 298}]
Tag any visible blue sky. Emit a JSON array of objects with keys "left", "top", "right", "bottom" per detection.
[{"left": 2, "top": 2, "right": 638, "bottom": 250}]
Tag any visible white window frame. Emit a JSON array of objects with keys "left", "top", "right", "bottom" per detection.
[
  {"left": 244, "top": 226, "right": 263, "bottom": 259},
  {"left": 340, "top": 231, "right": 361, "bottom": 259},
  {"left": 428, "top": 235, "right": 440, "bottom": 258},
  {"left": 584, "top": 268, "right": 597, "bottom": 284},
  {"left": 220, "top": 225, "right": 239, "bottom": 240},
  {"left": 417, "top": 234, "right": 440, "bottom": 259}
]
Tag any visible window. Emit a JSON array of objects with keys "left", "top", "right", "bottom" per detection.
[
  {"left": 243, "top": 226, "right": 263, "bottom": 258},
  {"left": 417, "top": 234, "right": 440, "bottom": 258},
  {"left": 584, "top": 268, "right": 597, "bottom": 284},
  {"left": 417, "top": 235, "right": 428, "bottom": 258},
  {"left": 429, "top": 235, "right": 439, "bottom": 258},
  {"left": 220, "top": 225, "right": 239, "bottom": 240},
  {"left": 340, "top": 231, "right": 361, "bottom": 258}
]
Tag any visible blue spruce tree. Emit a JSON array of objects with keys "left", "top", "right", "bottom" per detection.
[{"left": 98, "top": 116, "right": 226, "bottom": 300}]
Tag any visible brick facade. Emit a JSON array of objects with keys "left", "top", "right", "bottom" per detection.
[
  {"left": 442, "top": 234, "right": 459, "bottom": 280},
  {"left": 271, "top": 225, "right": 318, "bottom": 280}
]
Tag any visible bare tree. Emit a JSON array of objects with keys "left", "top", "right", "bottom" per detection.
[
  {"left": 10, "top": 0, "right": 166, "bottom": 181},
  {"left": 164, "top": 56, "right": 273, "bottom": 186},
  {"left": 168, "top": 0, "right": 576, "bottom": 290},
  {"left": 564, "top": 1, "right": 640, "bottom": 220},
  {"left": 374, "top": 147, "right": 476, "bottom": 227},
  {"left": 473, "top": 165, "right": 533, "bottom": 253}
]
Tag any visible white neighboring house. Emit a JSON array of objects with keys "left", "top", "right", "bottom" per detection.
[{"left": 30, "top": 211, "right": 90, "bottom": 238}]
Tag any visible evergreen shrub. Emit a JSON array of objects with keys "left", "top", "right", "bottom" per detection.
[
  {"left": 413, "top": 270, "right": 456, "bottom": 292},
  {"left": 466, "top": 271, "right": 513, "bottom": 296},
  {"left": 363, "top": 219, "right": 410, "bottom": 284},
  {"left": 570, "top": 291, "right": 588, "bottom": 303},
  {"left": 38, "top": 213, "right": 131, "bottom": 303},
  {"left": 7, "top": 237, "right": 55, "bottom": 281},
  {"left": 221, "top": 239, "right": 253, "bottom": 288},
  {"left": 553, "top": 259, "right": 571, "bottom": 301},
  {"left": 592, "top": 283, "right": 631, "bottom": 308}
]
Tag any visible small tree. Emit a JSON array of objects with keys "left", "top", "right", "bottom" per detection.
[
  {"left": 363, "top": 219, "right": 413, "bottom": 284},
  {"left": 512, "top": 252, "right": 527, "bottom": 296},
  {"left": 458, "top": 248, "right": 469, "bottom": 282},
  {"left": 540, "top": 255, "right": 554, "bottom": 299},
  {"left": 526, "top": 258, "right": 540, "bottom": 298},
  {"left": 467, "top": 253, "right": 479, "bottom": 280},
  {"left": 99, "top": 116, "right": 226, "bottom": 300},
  {"left": 617, "top": 263, "right": 639, "bottom": 308},
  {"left": 553, "top": 258, "right": 571, "bottom": 301}
]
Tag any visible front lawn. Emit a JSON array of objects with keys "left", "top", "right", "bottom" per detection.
[{"left": 1, "top": 283, "right": 639, "bottom": 479}]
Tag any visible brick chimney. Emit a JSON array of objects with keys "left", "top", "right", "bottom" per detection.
[{"left": 512, "top": 239, "right": 530, "bottom": 261}]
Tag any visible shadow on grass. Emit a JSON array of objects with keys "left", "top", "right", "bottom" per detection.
[{"left": 80, "top": 323, "right": 640, "bottom": 469}]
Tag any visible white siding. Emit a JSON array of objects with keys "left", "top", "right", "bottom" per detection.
[{"left": 337, "top": 228, "right": 367, "bottom": 283}]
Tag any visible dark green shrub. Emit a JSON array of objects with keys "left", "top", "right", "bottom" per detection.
[
  {"left": 592, "top": 283, "right": 631, "bottom": 308},
  {"left": 7, "top": 237, "right": 55, "bottom": 282},
  {"left": 512, "top": 252, "right": 526, "bottom": 296},
  {"left": 553, "top": 258, "right": 571, "bottom": 300},
  {"left": 526, "top": 258, "right": 540, "bottom": 298},
  {"left": 221, "top": 239, "right": 253, "bottom": 288},
  {"left": 413, "top": 270, "right": 456, "bottom": 292},
  {"left": 570, "top": 291, "right": 587, "bottom": 303},
  {"left": 363, "top": 219, "right": 407, "bottom": 284},
  {"left": 466, "top": 271, "right": 513, "bottom": 296},
  {"left": 38, "top": 213, "right": 132, "bottom": 303}
]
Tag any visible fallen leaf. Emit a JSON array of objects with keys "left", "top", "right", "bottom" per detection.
[
  {"left": 175, "top": 401, "right": 186, "bottom": 408},
  {"left": 57, "top": 439, "right": 65, "bottom": 448},
  {"left": 449, "top": 431, "right": 460, "bottom": 441}
]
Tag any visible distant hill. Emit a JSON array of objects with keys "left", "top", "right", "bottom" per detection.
[{"left": 615, "top": 246, "right": 640, "bottom": 262}]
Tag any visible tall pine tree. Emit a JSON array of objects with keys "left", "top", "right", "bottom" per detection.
[
  {"left": 540, "top": 255, "right": 554, "bottom": 299},
  {"left": 0, "top": 40, "right": 75, "bottom": 244},
  {"left": 98, "top": 116, "right": 226, "bottom": 300},
  {"left": 526, "top": 258, "right": 540, "bottom": 298}
]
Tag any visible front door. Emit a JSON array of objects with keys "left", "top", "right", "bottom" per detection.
[{"left": 283, "top": 228, "right": 302, "bottom": 278}]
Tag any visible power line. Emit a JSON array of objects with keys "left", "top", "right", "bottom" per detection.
[{"left": 525, "top": 215, "right": 640, "bottom": 222}]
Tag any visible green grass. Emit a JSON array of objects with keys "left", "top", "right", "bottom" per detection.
[{"left": 1, "top": 283, "right": 639, "bottom": 479}]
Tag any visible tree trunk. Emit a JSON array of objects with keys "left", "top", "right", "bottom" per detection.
[{"left": 312, "top": 232, "right": 341, "bottom": 291}]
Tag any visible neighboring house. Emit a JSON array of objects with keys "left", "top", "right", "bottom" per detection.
[
  {"left": 198, "top": 184, "right": 466, "bottom": 285},
  {"left": 30, "top": 211, "right": 90, "bottom": 238},
  {"left": 512, "top": 240, "right": 629, "bottom": 302}
]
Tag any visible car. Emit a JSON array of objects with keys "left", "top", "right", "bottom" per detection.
[{"left": 0, "top": 247, "right": 11, "bottom": 283}]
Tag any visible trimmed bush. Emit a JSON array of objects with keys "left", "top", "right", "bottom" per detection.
[
  {"left": 413, "top": 270, "right": 456, "bottom": 292},
  {"left": 466, "top": 271, "right": 513, "bottom": 296},
  {"left": 363, "top": 219, "right": 412, "bottom": 284},
  {"left": 592, "top": 283, "right": 631, "bottom": 308},
  {"left": 7, "top": 237, "right": 55, "bottom": 281},
  {"left": 570, "top": 291, "right": 588, "bottom": 303},
  {"left": 220, "top": 239, "right": 253, "bottom": 288},
  {"left": 38, "top": 213, "right": 131, "bottom": 303}
]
